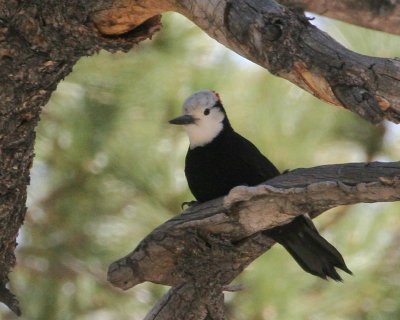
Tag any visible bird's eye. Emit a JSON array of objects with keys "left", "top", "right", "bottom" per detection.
[{"left": 203, "top": 108, "right": 210, "bottom": 115}]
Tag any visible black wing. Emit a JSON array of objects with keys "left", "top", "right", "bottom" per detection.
[
  {"left": 228, "top": 131, "right": 280, "bottom": 184},
  {"left": 185, "top": 129, "right": 280, "bottom": 202}
]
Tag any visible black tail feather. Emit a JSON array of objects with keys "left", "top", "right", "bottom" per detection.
[{"left": 266, "top": 216, "right": 352, "bottom": 281}]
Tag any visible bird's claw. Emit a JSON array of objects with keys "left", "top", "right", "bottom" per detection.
[{"left": 181, "top": 200, "right": 199, "bottom": 210}]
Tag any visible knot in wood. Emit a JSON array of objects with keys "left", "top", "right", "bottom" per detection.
[{"left": 262, "top": 20, "right": 283, "bottom": 41}]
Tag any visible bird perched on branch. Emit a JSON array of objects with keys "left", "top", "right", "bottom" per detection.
[{"left": 169, "top": 89, "right": 352, "bottom": 281}]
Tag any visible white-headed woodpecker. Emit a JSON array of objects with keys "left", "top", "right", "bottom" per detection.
[{"left": 169, "top": 90, "right": 352, "bottom": 281}]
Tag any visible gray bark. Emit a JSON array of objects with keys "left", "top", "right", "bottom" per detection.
[
  {"left": 174, "top": 0, "right": 400, "bottom": 123},
  {"left": 108, "top": 162, "right": 400, "bottom": 319},
  {"left": 279, "top": 0, "right": 400, "bottom": 36},
  {"left": 0, "top": 1, "right": 161, "bottom": 314}
]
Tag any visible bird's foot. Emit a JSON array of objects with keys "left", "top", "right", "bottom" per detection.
[{"left": 181, "top": 200, "right": 199, "bottom": 210}]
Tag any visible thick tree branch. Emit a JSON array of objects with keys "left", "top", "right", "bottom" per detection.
[
  {"left": 0, "top": 1, "right": 161, "bottom": 314},
  {"left": 107, "top": 161, "right": 400, "bottom": 319},
  {"left": 92, "top": 0, "right": 400, "bottom": 124},
  {"left": 175, "top": 0, "right": 400, "bottom": 124},
  {"left": 279, "top": 0, "right": 400, "bottom": 36}
]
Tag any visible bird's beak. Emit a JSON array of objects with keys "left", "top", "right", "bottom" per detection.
[{"left": 168, "top": 114, "right": 196, "bottom": 125}]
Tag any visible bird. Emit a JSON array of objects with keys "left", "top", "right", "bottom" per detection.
[{"left": 169, "top": 89, "right": 352, "bottom": 281}]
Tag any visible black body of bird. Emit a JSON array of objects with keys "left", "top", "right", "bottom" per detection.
[{"left": 169, "top": 90, "right": 351, "bottom": 281}]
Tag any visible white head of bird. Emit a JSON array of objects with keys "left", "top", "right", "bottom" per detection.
[{"left": 169, "top": 90, "right": 227, "bottom": 149}]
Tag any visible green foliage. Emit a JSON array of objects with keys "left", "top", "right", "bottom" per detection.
[{"left": 4, "top": 13, "right": 400, "bottom": 320}]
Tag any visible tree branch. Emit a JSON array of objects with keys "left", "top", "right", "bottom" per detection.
[
  {"left": 107, "top": 161, "right": 400, "bottom": 319},
  {"left": 279, "top": 0, "right": 400, "bottom": 36},
  {"left": 91, "top": 0, "right": 400, "bottom": 124},
  {"left": 176, "top": 0, "right": 400, "bottom": 124}
]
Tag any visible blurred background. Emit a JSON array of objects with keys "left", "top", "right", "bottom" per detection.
[{"left": 2, "top": 11, "right": 400, "bottom": 320}]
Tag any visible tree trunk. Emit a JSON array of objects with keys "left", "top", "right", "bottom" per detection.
[
  {"left": 0, "top": 1, "right": 161, "bottom": 314},
  {"left": 93, "top": 0, "right": 400, "bottom": 124}
]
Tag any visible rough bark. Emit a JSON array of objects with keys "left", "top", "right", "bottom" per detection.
[
  {"left": 1, "top": 0, "right": 400, "bottom": 316},
  {"left": 279, "top": 0, "right": 400, "bottom": 36},
  {"left": 107, "top": 161, "right": 400, "bottom": 319},
  {"left": 0, "top": 0, "right": 161, "bottom": 314},
  {"left": 92, "top": 0, "right": 400, "bottom": 124}
]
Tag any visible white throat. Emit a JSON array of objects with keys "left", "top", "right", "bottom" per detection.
[
  {"left": 185, "top": 120, "right": 223, "bottom": 149},
  {"left": 178, "top": 89, "right": 226, "bottom": 149}
]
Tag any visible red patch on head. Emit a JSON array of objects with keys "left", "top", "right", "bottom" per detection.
[{"left": 212, "top": 90, "right": 221, "bottom": 102}]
